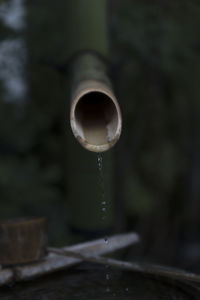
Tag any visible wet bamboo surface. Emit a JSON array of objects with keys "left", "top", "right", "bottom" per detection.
[
  {"left": 49, "top": 246, "right": 200, "bottom": 285},
  {"left": 0, "top": 233, "right": 138, "bottom": 286}
]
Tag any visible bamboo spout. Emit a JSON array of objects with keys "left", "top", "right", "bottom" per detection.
[
  {"left": 70, "top": 80, "right": 122, "bottom": 152},
  {"left": 70, "top": 55, "right": 122, "bottom": 152}
]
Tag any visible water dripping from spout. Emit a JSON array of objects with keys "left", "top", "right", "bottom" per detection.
[
  {"left": 97, "top": 153, "right": 107, "bottom": 223},
  {"left": 97, "top": 153, "right": 111, "bottom": 293}
]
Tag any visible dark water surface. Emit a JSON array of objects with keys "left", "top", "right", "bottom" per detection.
[{"left": 0, "top": 263, "right": 199, "bottom": 300}]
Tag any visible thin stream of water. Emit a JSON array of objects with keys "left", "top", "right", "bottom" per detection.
[
  {"left": 97, "top": 153, "right": 111, "bottom": 292},
  {"left": 97, "top": 153, "right": 129, "bottom": 296}
]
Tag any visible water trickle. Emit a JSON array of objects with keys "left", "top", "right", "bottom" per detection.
[
  {"left": 97, "top": 153, "right": 103, "bottom": 171},
  {"left": 97, "top": 154, "right": 130, "bottom": 296},
  {"left": 97, "top": 153, "right": 111, "bottom": 293},
  {"left": 97, "top": 153, "right": 107, "bottom": 223}
]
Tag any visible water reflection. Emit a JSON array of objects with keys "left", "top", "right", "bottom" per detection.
[{"left": 0, "top": 264, "right": 196, "bottom": 300}]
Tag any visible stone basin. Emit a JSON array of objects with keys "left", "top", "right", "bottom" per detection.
[{"left": 0, "top": 263, "right": 199, "bottom": 300}]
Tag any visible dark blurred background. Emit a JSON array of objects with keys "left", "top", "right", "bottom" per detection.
[{"left": 0, "top": 0, "right": 200, "bottom": 273}]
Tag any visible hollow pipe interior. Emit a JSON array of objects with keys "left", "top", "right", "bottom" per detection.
[{"left": 70, "top": 83, "right": 122, "bottom": 152}]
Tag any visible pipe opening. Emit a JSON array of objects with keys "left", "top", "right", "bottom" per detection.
[{"left": 74, "top": 91, "right": 120, "bottom": 149}]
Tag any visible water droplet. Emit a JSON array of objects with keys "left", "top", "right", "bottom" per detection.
[
  {"left": 104, "top": 237, "right": 109, "bottom": 244},
  {"left": 97, "top": 153, "right": 103, "bottom": 171},
  {"left": 106, "top": 287, "right": 111, "bottom": 293},
  {"left": 106, "top": 273, "right": 110, "bottom": 280},
  {"left": 101, "top": 201, "right": 106, "bottom": 205},
  {"left": 102, "top": 207, "right": 106, "bottom": 212},
  {"left": 125, "top": 287, "right": 129, "bottom": 292}
]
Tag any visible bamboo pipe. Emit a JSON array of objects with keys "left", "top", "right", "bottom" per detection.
[
  {"left": 70, "top": 54, "right": 122, "bottom": 152},
  {"left": 0, "top": 233, "right": 139, "bottom": 286},
  {"left": 49, "top": 247, "right": 200, "bottom": 286}
]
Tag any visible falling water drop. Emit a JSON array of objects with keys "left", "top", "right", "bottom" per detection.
[
  {"left": 97, "top": 153, "right": 103, "bottom": 171},
  {"left": 104, "top": 236, "right": 109, "bottom": 244}
]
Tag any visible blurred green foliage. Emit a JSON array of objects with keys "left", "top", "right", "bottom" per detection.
[
  {"left": 112, "top": 0, "right": 200, "bottom": 201},
  {"left": 109, "top": 0, "right": 200, "bottom": 267}
]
